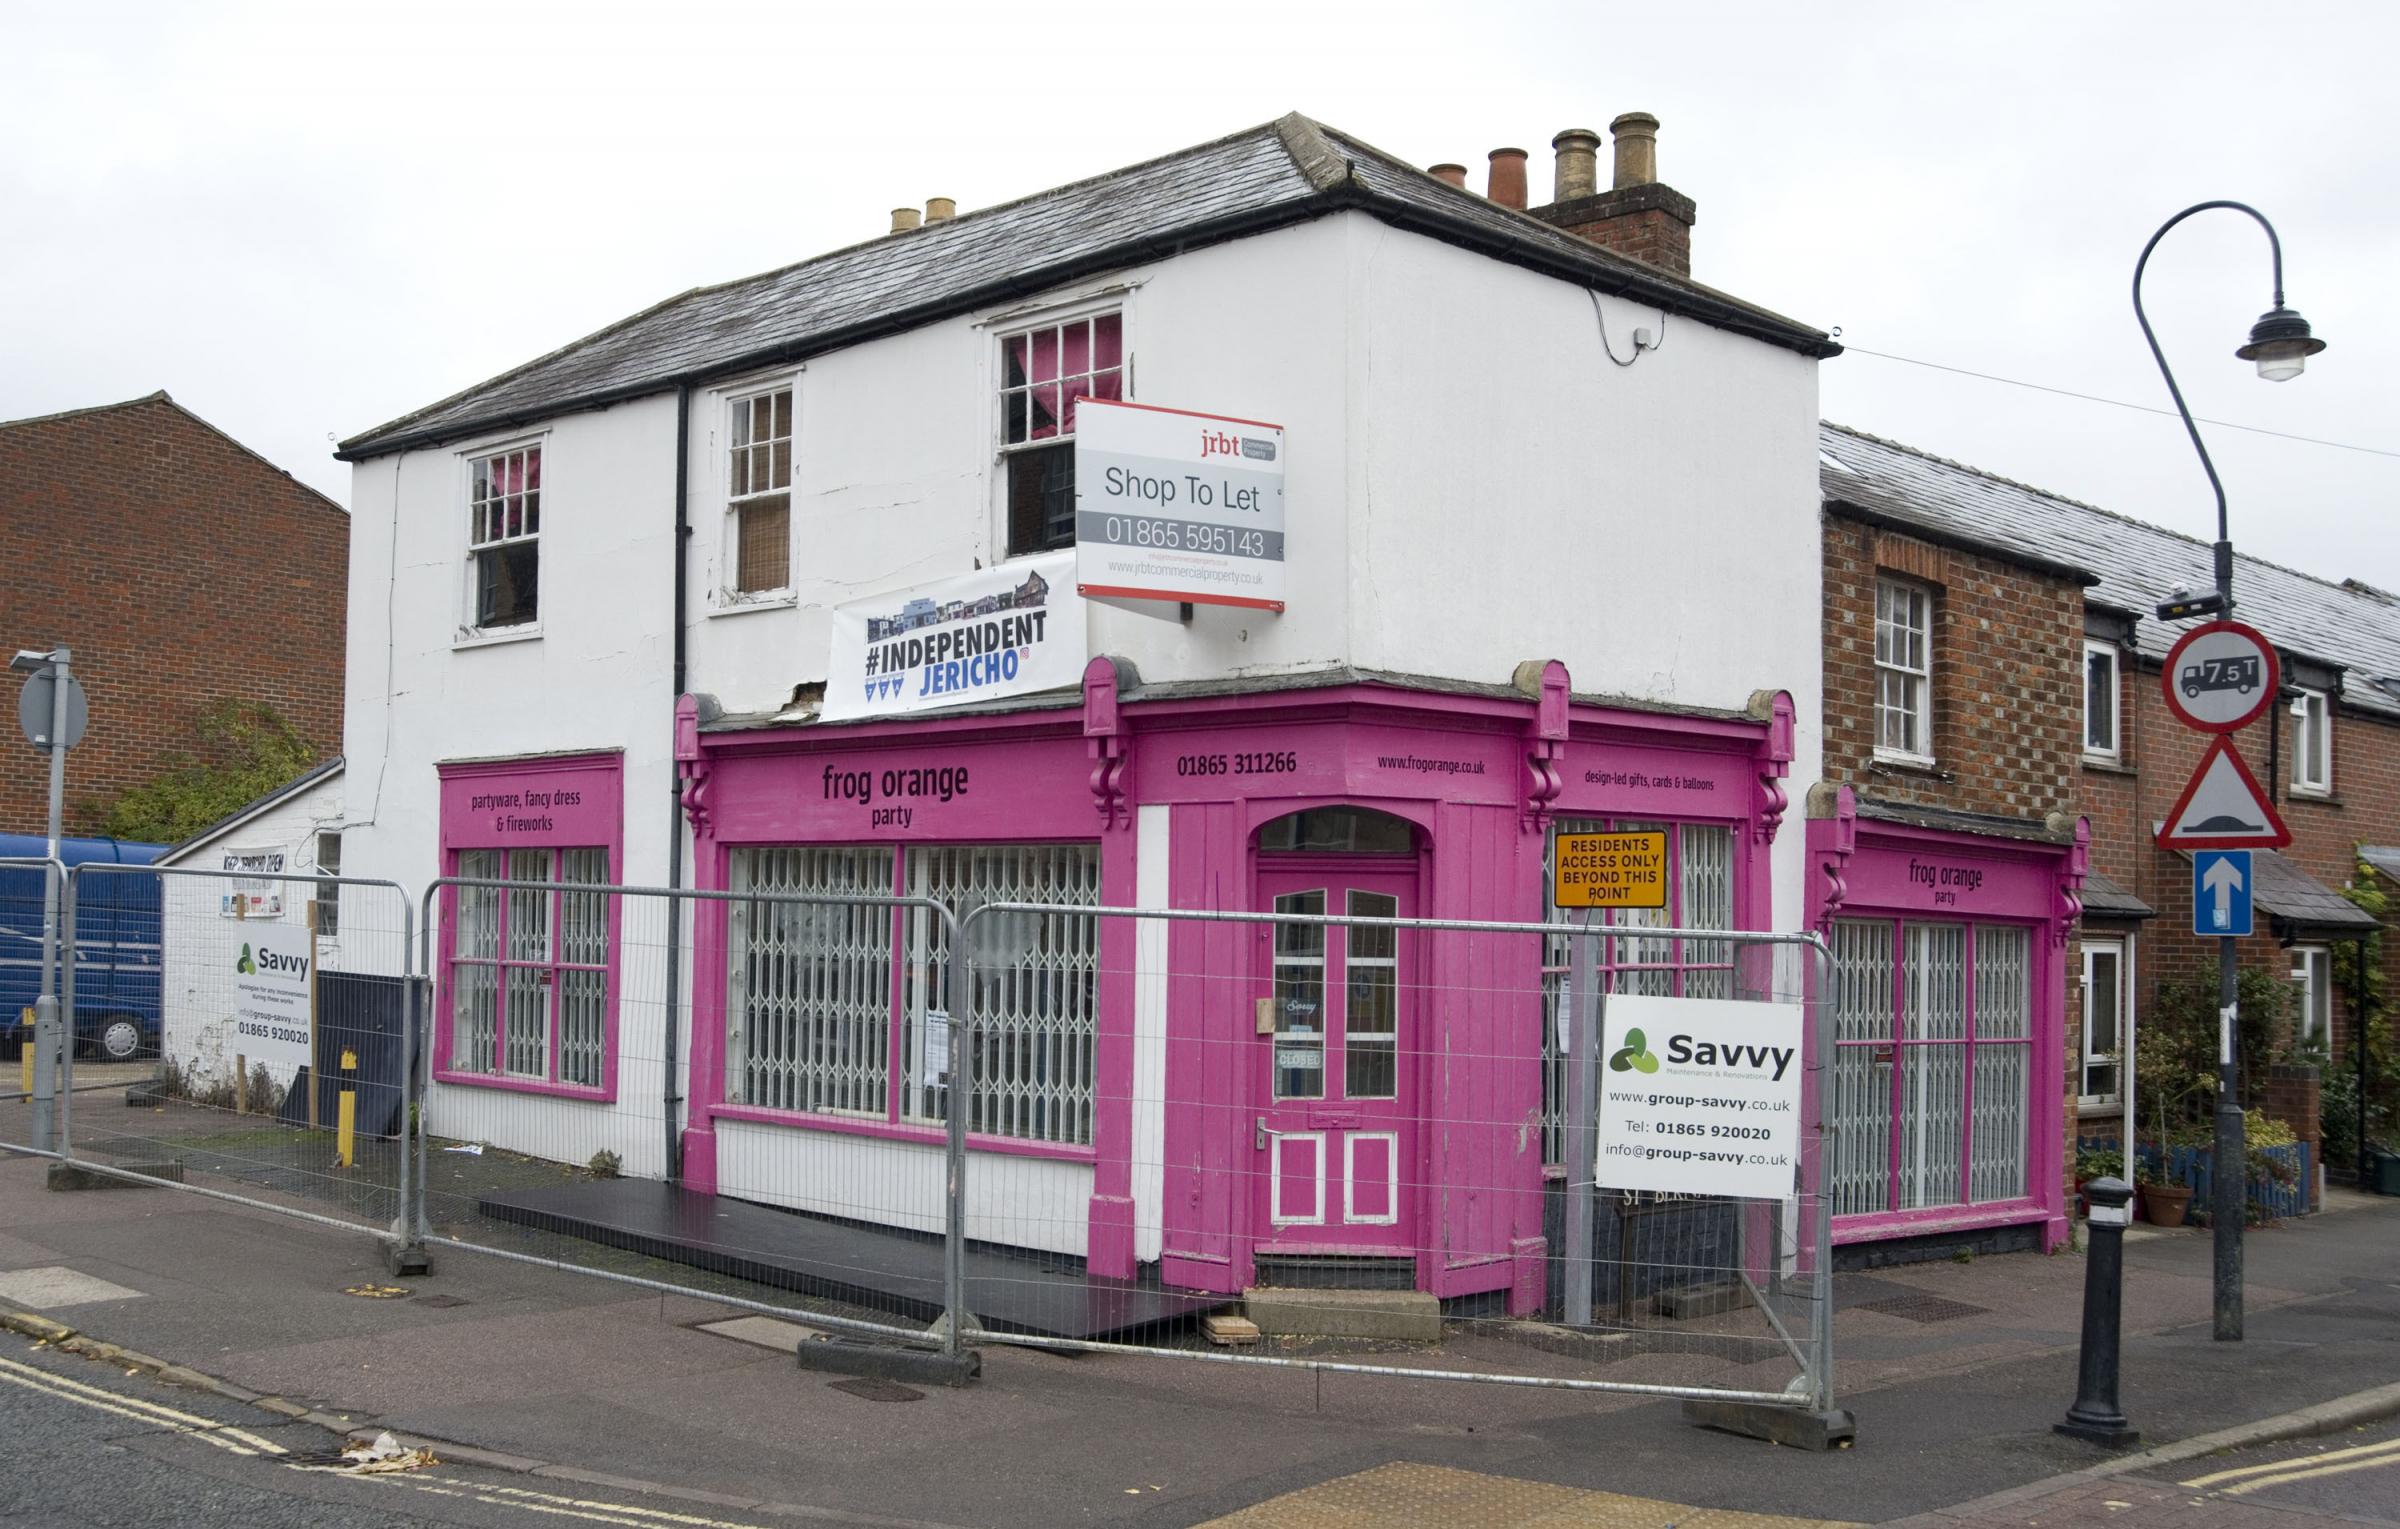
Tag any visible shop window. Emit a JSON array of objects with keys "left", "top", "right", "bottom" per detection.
[
  {"left": 1825, "top": 918, "right": 2032, "bottom": 1219},
  {"left": 2290, "top": 688, "right": 2332, "bottom": 794},
  {"left": 2289, "top": 945, "right": 2331, "bottom": 1052},
  {"left": 725, "top": 386, "right": 793, "bottom": 596},
  {"left": 314, "top": 831, "right": 342, "bottom": 938},
  {"left": 2079, "top": 939, "right": 2127, "bottom": 1104},
  {"left": 449, "top": 846, "right": 611, "bottom": 1091},
  {"left": 1874, "top": 577, "right": 1933, "bottom": 762},
  {"left": 1000, "top": 311, "right": 1122, "bottom": 556},
  {"left": 724, "top": 841, "right": 1101, "bottom": 1146},
  {"left": 2083, "top": 642, "right": 2119, "bottom": 759},
  {"left": 466, "top": 443, "right": 541, "bottom": 630},
  {"left": 1538, "top": 820, "right": 1739, "bottom": 1164}
]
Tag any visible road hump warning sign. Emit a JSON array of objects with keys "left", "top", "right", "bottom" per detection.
[{"left": 1554, "top": 831, "right": 1669, "bottom": 909}]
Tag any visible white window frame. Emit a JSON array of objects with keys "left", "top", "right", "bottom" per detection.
[
  {"left": 985, "top": 291, "right": 1133, "bottom": 562},
  {"left": 456, "top": 434, "right": 548, "bottom": 645},
  {"left": 715, "top": 376, "right": 798, "bottom": 610},
  {"left": 1873, "top": 577, "right": 1935, "bottom": 765},
  {"left": 2290, "top": 687, "right": 2332, "bottom": 795},
  {"left": 2079, "top": 938, "right": 2129, "bottom": 1106},
  {"left": 2290, "top": 944, "right": 2332, "bottom": 1052},
  {"left": 2082, "top": 641, "right": 2120, "bottom": 760}
]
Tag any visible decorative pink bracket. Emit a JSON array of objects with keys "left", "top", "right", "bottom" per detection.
[
  {"left": 1754, "top": 690, "right": 1796, "bottom": 847},
  {"left": 1806, "top": 784, "right": 1858, "bottom": 929},
  {"left": 1083, "top": 657, "right": 1130, "bottom": 827},
  {"left": 2053, "top": 816, "right": 2091, "bottom": 947},
  {"left": 1520, "top": 659, "right": 1569, "bottom": 830},
  {"left": 675, "top": 694, "right": 713, "bottom": 836}
]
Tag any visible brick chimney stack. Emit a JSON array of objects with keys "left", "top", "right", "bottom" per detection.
[{"left": 1526, "top": 111, "right": 1696, "bottom": 278}]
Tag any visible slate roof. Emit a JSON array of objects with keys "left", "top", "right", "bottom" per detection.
[
  {"left": 2078, "top": 871, "right": 2156, "bottom": 922},
  {"left": 340, "top": 115, "right": 1836, "bottom": 461},
  {"left": 2360, "top": 846, "right": 2400, "bottom": 884},
  {"left": 158, "top": 757, "right": 345, "bottom": 866},
  {"left": 1820, "top": 423, "right": 2400, "bottom": 720}
]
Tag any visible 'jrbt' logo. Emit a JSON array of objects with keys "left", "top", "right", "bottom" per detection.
[{"left": 1609, "top": 1027, "right": 1660, "bottom": 1074}]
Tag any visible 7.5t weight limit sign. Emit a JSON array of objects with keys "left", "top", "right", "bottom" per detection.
[{"left": 1554, "top": 830, "right": 1668, "bottom": 910}]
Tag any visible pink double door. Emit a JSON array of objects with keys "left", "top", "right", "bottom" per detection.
[{"left": 1254, "top": 868, "right": 1416, "bottom": 1254}]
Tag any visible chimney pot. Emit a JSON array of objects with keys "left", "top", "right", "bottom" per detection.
[
  {"left": 890, "top": 206, "right": 922, "bottom": 234},
  {"left": 1428, "top": 162, "right": 1468, "bottom": 189},
  {"left": 1486, "top": 147, "right": 1529, "bottom": 210},
  {"left": 1550, "top": 128, "right": 1601, "bottom": 203},
  {"left": 924, "top": 197, "right": 956, "bottom": 223},
  {"left": 1610, "top": 111, "right": 1660, "bottom": 189}
]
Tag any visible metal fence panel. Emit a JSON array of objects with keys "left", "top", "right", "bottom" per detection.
[
  {"left": 1, "top": 856, "right": 69, "bottom": 1152},
  {"left": 56, "top": 862, "right": 417, "bottom": 1239}
]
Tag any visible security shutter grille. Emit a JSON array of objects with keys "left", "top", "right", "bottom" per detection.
[
  {"left": 727, "top": 847, "right": 893, "bottom": 1116},
  {"left": 448, "top": 845, "right": 612, "bottom": 1088},
  {"left": 1539, "top": 820, "right": 1738, "bottom": 1164},
  {"left": 1829, "top": 918, "right": 2035, "bottom": 1218},
  {"left": 906, "top": 844, "right": 1102, "bottom": 1145}
]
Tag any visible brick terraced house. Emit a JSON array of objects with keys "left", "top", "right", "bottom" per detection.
[
  {"left": 0, "top": 392, "right": 348, "bottom": 836},
  {"left": 1815, "top": 422, "right": 2398, "bottom": 1227}
]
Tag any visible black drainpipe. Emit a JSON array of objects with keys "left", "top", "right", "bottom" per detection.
[{"left": 663, "top": 382, "right": 692, "bottom": 1184}]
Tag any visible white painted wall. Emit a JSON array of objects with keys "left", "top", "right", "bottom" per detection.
[
  {"left": 157, "top": 773, "right": 351, "bottom": 1092},
  {"left": 718, "top": 1118, "right": 1094, "bottom": 1257}
]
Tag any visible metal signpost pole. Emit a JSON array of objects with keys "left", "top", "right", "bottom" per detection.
[
  {"left": 1563, "top": 908, "right": 1600, "bottom": 1328},
  {"left": 28, "top": 647, "right": 73, "bottom": 1154},
  {"left": 942, "top": 910, "right": 970, "bottom": 1361},
  {"left": 2134, "top": 200, "right": 2323, "bottom": 1343}
]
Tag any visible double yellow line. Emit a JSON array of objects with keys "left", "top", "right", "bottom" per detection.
[
  {"left": 2182, "top": 1433, "right": 2400, "bottom": 1496},
  {"left": 0, "top": 1354, "right": 290, "bottom": 1456}
]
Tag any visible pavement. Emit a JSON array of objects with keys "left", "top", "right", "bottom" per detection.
[{"left": 0, "top": 1146, "right": 2394, "bottom": 1528}]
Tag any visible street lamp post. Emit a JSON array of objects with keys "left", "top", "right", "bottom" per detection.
[{"left": 2132, "top": 201, "right": 2326, "bottom": 1344}]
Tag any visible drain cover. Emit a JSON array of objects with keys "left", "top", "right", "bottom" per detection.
[
  {"left": 828, "top": 1377, "right": 923, "bottom": 1403},
  {"left": 1853, "top": 1293, "right": 1988, "bottom": 1324}
]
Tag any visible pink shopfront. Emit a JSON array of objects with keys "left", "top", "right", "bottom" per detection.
[
  {"left": 635, "top": 658, "right": 1801, "bottom": 1310},
  {"left": 1806, "top": 787, "right": 2089, "bottom": 1255}
]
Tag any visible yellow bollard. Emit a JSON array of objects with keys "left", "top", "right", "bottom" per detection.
[{"left": 335, "top": 1047, "right": 358, "bottom": 1170}]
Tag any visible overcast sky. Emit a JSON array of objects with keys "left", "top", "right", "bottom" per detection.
[{"left": 5, "top": 2, "right": 2392, "bottom": 591}]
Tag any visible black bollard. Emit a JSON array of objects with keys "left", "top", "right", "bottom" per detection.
[{"left": 2055, "top": 1176, "right": 2140, "bottom": 1447}]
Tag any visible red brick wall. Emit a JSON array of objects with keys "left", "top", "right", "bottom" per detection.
[{"left": 0, "top": 396, "right": 347, "bottom": 838}]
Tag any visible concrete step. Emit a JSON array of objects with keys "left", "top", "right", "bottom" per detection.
[{"left": 1242, "top": 1286, "right": 1441, "bottom": 1342}]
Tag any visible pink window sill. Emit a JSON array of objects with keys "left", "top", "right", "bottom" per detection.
[
  {"left": 1832, "top": 1197, "right": 2046, "bottom": 1245},
  {"left": 433, "top": 1067, "right": 614, "bottom": 1104},
  {"left": 707, "top": 1103, "right": 1098, "bottom": 1163}
]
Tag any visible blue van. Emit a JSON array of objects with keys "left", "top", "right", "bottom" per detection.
[{"left": 0, "top": 833, "right": 165, "bottom": 1061}]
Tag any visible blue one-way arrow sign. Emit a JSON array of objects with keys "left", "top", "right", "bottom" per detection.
[{"left": 2194, "top": 850, "right": 2253, "bottom": 938}]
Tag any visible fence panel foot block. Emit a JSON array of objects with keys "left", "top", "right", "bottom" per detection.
[{"left": 1681, "top": 1399, "right": 1857, "bottom": 1452}]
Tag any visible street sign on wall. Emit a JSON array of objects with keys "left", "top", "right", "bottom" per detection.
[
  {"left": 2157, "top": 735, "right": 2291, "bottom": 850},
  {"left": 2192, "top": 850, "right": 2254, "bottom": 938},
  {"left": 1073, "top": 397, "right": 1285, "bottom": 613},
  {"left": 1553, "top": 831, "right": 1670, "bottom": 909},
  {"left": 2162, "top": 620, "right": 2281, "bottom": 734}
]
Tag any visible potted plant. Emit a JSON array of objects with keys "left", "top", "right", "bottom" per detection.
[
  {"left": 2134, "top": 1155, "right": 2193, "bottom": 1228},
  {"left": 2073, "top": 1145, "right": 2122, "bottom": 1215}
]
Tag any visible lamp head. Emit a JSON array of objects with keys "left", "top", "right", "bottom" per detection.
[{"left": 2235, "top": 305, "right": 2326, "bottom": 382}]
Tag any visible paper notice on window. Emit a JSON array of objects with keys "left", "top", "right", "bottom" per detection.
[{"left": 918, "top": 1011, "right": 951, "bottom": 1090}]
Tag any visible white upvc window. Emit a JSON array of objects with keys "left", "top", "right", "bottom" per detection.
[
  {"left": 2290, "top": 687, "right": 2332, "bottom": 794},
  {"left": 1874, "top": 577, "right": 1934, "bottom": 762},
  {"left": 2083, "top": 641, "right": 2120, "bottom": 759},
  {"left": 724, "top": 384, "right": 793, "bottom": 598},
  {"left": 2290, "top": 944, "right": 2332, "bottom": 1052},
  {"left": 2079, "top": 939, "right": 2129, "bottom": 1104},
  {"left": 465, "top": 442, "right": 542, "bottom": 632}
]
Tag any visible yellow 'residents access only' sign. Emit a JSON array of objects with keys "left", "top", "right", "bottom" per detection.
[{"left": 1552, "top": 830, "right": 1669, "bottom": 910}]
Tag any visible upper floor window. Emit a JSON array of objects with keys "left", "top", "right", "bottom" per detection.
[
  {"left": 2289, "top": 944, "right": 2331, "bottom": 1052},
  {"left": 1000, "top": 311, "right": 1122, "bottom": 556},
  {"left": 727, "top": 387, "right": 793, "bottom": 595},
  {"left": 1874, "top": 577, "right": 1933, "bottom": 762},
  {"left": 2083, "top": 641, "right": 2119, "bottom": 759},
  {"left": 315, "top": 830, "right": 342, "bottom": 938},
  {"left": 2290, "top": 687, "right": 2332, "bottom": 794},
  {"left": 467, "top": 444, "right": 541, "bottom": 629}
]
